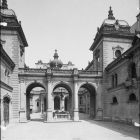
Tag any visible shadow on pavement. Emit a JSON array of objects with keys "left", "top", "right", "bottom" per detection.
[{"left": 86, "top": 119, "right": 139, "bottom": 139}]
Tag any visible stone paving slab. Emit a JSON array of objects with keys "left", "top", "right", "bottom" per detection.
[
  {"left": 1, "top": 113, "right": 139, "bottom": 140},
  {"left": 1, "top": 119, "right": 139, "bottom": 140}
]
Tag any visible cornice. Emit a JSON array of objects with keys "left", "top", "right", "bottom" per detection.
[
  {"left": 90, "top": 25, "right": 134, "bottom": 51},
  {"left": 0, "top": 80, "right": 13, "bottom": 92}
]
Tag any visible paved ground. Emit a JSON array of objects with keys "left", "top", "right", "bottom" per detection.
[{"left": 1, "top": 113, "right": 139, "bottom": 140}]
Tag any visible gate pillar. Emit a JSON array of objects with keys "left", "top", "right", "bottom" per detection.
[
  {"left": 45, "top": 80, "right": 53, "bottom": 122},
  {"left": 19, "top": 81, "right": 27, "bottom": 122}
]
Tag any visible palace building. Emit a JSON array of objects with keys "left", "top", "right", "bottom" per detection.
[
  {"left": 0, "top": 0, "right": 139, "bottom": 126},
  {"left": 85, "top": 7, "right": 140, "bottom": 124}
]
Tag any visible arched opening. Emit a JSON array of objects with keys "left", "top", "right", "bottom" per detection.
[
  {"left": 78, "top": 83, "right": 96, "bottom": 120},
  {"left": 26, "top": 82, "right": 46, "bottom": 121},
  {"left": 3, "top": 96, "right": 10, "bottom": 126},
  {"left": 54, "top": 96, "right": 60, "bottom": 110},
  {"left": 112, "top": 96, "right": 118, "bottom": 104},
  {"left": 128, "top": 93, "right": 137, "bottom": 102},
  {"left": 52, "top": 82, "right": 72, "bottom": 119},
  {"left": 115, "top": 50, "right": 121, "bottom": 58}
]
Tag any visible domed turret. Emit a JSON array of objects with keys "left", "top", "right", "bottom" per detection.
[
  {"left": 102, "top": 6, "right": 129, "bottom": 27},
  {"left": 50, "top": 50, "right": 63, "bottom": 69}
]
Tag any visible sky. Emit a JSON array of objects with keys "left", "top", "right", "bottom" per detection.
[{"left": 8, "top": 0, "right": 139, "bottom": 69}]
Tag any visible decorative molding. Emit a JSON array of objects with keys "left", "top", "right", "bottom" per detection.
[{"left": 0, "top": 80, "right": 13, "bottom": 92}]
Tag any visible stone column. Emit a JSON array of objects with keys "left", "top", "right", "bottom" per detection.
[
  {"left": 73, "top": 82, "right": 79, "bottom": 121},
  {"left": 73, "top": 68, "right": 79, "bottom": 121}
]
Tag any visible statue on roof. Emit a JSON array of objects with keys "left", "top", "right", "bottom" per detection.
[
  {"left": 1, "top": 0, "right": 8, "bottom": 9},
  {"left": 108, "top": 6, "right": 115, "bottom": 20}
]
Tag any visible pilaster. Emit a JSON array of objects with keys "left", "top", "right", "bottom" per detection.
[
  {"left": 73, "top": 68, "right": 79, "bottom": 121},
  {"left": 45, "top": 68, "right": 53, "bottom": 122}
]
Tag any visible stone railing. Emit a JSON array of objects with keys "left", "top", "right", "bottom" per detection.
[
  {"left": 52, "top": 69, "right": 73, "bottom": 74},
  {"left": 78, "top": 70, "right": 102, "bottom": 76},
  {"left": 19, "top": 68, "right": 46, "bottom": 74},
  {"left": 19, "top": 68, "right": 102, "bottom": 77}
]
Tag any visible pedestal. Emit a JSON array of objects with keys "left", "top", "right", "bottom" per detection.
[
  {"left": 96, "top": 108, "right": 103, "bottom": 120},
  {"left": 19, "top": 109, "right": 27, "bottom": 123},
  {"left": 73, "top": 109, "right": 79, "bottom": 121},
  {"left": 44, "top": 109, "right": 53, "bottom": 122}
]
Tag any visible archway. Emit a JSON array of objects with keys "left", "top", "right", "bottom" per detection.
[
  {"left": 78, "top": 83, "right": 96, "bottom": 120},
  {"left": 3, "top": 96, "right": 10, "bottom": 126},
  {"left": 52, "top": 82, "right": 72, "bottom": 119},
  {"left": 26, "top": 82, "right": 46, "bottom": 121}
]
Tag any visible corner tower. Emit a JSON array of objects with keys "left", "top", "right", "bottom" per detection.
[
  {"left": 0, "top": 0, "right": 28, "bottom": 122},
  {"left": 89, "top": 7, "right": 134, "bottom": 71}
]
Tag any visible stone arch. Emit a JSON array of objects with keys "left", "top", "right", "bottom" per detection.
[
  {"left": 52, "top": 81, "right": 73, "bottom": 95},
  {"left": 52, "top": 81, "right": 72, "bottom": 114},
  {"left": 78, "top": 82, "right": 97, "bottom": 118},
  {"left": 26, "top": 81, "right": 46, "bottom": 120},
  {"left": 26, "top": 81, "right": 46, "bottom": 94}
]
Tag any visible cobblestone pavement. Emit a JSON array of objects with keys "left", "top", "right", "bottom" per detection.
[{"left": 1, "top": 113, "right": 139, "bottom": 140}]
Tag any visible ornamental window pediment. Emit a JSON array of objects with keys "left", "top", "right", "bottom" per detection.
[{"left": 112, "top": 45, "right": 124, "bottom": 59}]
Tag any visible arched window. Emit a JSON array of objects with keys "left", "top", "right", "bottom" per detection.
[
  {"left": 128, "top": 62, "right": 137, "bottom": 79},
  {"left": 115, "top": 50, "right": 121, "bottom": 58},
  {"left": 112, "top": 96, "right": 118, "bottom": 104},
  {"left": 3, "top": 96, "right": 10, "bottom": 126},
  {"left": 128, "top": 93, "right": 137, "bottom": 102},
  {"left": 114, "top": 73, "right": 118, "bottom": 87},
  {"left": 112, "top": 75, "right": 114, "bottom": 88}
]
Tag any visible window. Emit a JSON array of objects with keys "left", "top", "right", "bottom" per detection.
[
  {"left": 115, "top": 50, "right": 121, "bottom": 58},
  {"left": 112, "top": 75, "right": 114, "bottom": 88},
  {"left": 112, "top": 46, "right": 123, "bottom": 59},
  {"left": 95, "top": 49, "right": 100, "bottom": 70},
  {"left": 112, "top": 96, "right": 118, "bottom": 104},
  {"left": 111, "top": 73, "right": 118, "bottom": 88},
  {"left": 114, "top": 73, "right": 118, "bottom": 87},
  {"left": 128, "top": 62, "right": 137, "bottom": 79},
  {"left": 128, "top": 93, "right": 137, "bottom": 102}
]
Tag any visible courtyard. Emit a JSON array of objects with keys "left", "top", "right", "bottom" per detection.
[{"left": 1, "top": 113, "right": 139, "bottom": 140}]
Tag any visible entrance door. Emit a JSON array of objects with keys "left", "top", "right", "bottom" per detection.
[{"left": 3, "top": 97, "right": 10, "bottom": 126}]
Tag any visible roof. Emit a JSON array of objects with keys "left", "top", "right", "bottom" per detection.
[
  {"left": 89, "top": 7, "right": 134, "bottom": 51},
  {"left": 0, "top": 8, "right": 28, "bottom": 47}
]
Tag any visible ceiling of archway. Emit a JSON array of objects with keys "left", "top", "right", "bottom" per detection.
[{"left": 26, "top": 82, "right": 45, "bottom": 94}]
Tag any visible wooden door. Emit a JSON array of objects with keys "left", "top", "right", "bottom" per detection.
[{"left": 3, "top": 97, "right": 10, "bottom": 126}]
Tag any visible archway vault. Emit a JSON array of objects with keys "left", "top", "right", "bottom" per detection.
[
  {"left": 26, "top": 81, "right": 46, "bottom": 94},
  {"left": 52, "top": 81, "right": 73, "bottom": 95}
]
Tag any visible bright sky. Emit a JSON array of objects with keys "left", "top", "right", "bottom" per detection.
[{"left": 8, "top": 0, "right": 139, "bottom": 69}]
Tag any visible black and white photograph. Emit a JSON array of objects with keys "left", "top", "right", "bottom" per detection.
[{"left": 0, "top": 0, "right": 140, "bottom": 139}]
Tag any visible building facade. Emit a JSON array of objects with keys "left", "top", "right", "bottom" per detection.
[
  {"left": 0, "top": 0, "right": 28, "bottom": 124},
  {"left": 86, "top": 7, "right": 140, "bottom": 124},
  {"left": 0, "top": 0, "right": 139, "bottom": 125}
]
